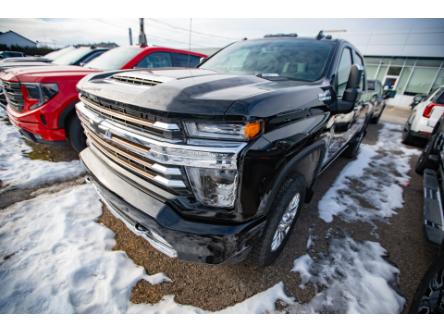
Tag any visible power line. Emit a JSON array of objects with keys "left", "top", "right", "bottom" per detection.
[{"left": 147, "top": 18, "right": 238, "bottom": 41}]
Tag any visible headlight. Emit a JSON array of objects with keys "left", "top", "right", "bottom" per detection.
[
  {"left": 184, "top": 121, "right": 262, "bottom": 141},
  {"left": 186, "top": 167, "right": 238, "bottom": 208},
  {"left": 23, "top": 83, "right": 58, "bottom": 110}
]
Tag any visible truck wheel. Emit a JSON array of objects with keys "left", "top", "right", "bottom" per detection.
[
  {"left": 415, "top": 139, "right": 438, "bottom": 175},
  {"left": 409, "top": 255, "right": 444, "bottom": 314},
  {"left": 370, "top": 105, "right": 385, "bottom": 124},
  {"left": 343, "top": 129, "right": 365, "bottom": 158},
  {"left": 67, "top": 115, "right": 87, "bottom": 153},
  {"left": 251, "top": 175, "right": 306, "bottom": 267},
  {"left": 402, "top": 126, "right": 416, "bottom": 145}
]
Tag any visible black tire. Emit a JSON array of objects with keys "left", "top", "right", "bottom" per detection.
[
  {"left": 250, "top": 175, "right": 306, "bottom": 267},
  {"left": 370, "top": 105, "right": 385, "bottom": 124},
  {"left": 67, "top": 115, "right": 87, "bottom": 153},
  {"left": 402, "top": 125, "right": 416, "bottom": 145},
  {"left": 415, "top": 139, "right": 439, "bottom": 175},
  {"left": 343, "top": 128, "right": 365, "bottom": 158},
  {"left": 409, "top": 255, "right": 444, "bottom": 314}
]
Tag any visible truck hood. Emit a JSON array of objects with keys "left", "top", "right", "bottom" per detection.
[
  {"left": 0, "top": 61, "right": 53, "bottom": 72},
  {"left": 0, "top": 65, "right": 99, "bottom": 83},
  {"left": 78, "top": 68, "right": 323, "bottom": 117}
]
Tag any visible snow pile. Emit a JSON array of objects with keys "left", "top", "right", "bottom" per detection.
[
  {"left": 290, "top": 236, "right": 405, "bottom": 313},
  {"left": 318, "top": 123, "right": 419, "bottom": 224},
  {"left": 0, "top": 106, "right": 84, "bottom": 191}
]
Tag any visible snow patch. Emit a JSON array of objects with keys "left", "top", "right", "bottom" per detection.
[
  {"left": 291, "top": 236, "right": 405, "bottom": 313},
  {"left": 318, "top": 123, "right": 419, "bottom": 224},
  {"left": 0, "top": 106, "right": 84, "bottom": 191},
  {"left": 0, "top": 185, "right": 171, "bottom": 313}
]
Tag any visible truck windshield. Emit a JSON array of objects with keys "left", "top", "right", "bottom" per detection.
[
  {"left": 200, "top": 38, "right": 334, "bottom": 82},
  {"left": 52, "top": 47, "right": 96, "bottom": 65},
  {"left": 85, "top": 47, "right": 141, "bottom": 70}
]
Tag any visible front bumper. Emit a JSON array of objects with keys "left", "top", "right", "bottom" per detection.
[
  {"left": 6, "top": 105, "right": 66, "bottom": 142},
  {"left": 80, "top": 147, "right": 265, "bottom": 264}
]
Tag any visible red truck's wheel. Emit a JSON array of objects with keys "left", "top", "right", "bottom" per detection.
[{"left": 67, "top": 115, "right": 87, "bottom": 153}]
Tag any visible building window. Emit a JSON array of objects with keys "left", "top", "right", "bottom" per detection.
[
  {"left": 432, "top": 68, "right": 444, "bottom": 92},
  {"left": 387, "top": 66, "right": 402, "bottom": 76},
  {"left": 405, "top": 67, "right": 439, "bottom": 95}
]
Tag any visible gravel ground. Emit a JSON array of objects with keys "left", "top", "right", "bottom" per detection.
[{"left": 1, "top": 105, "right": 437, "bottom": 312}]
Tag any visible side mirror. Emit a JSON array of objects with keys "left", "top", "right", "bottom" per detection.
[{"left": 332, "top": 64, "right": 364, "bottom": 114}]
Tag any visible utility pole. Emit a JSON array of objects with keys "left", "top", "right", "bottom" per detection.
[
  {"left": 128, "top": 28, "right": 133, "bottom": 46},
  {"left": 188, "top": 18, "right": 192, "bottom": 51},
  {"left": 138, "top": 18, "right": 147, "bottom": 47}
]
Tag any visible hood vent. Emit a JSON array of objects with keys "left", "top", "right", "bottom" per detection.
[{"left": 112, "top": 74, "right": 162, "bottom": 87}]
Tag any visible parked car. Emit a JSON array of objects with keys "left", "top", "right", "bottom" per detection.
[
  {"left": 366, "top": 79, "right": 386, "bottom": 124},
  {"left": 403, "top": 86, "right": 444, "bottom": 146},
  {"left": 77, "top": 34, "right": 371, "bottom": 266},
  {"left": 0, "top": 46, "right": 207, "bottom": 151},
  {"left": 0, "top": 51, "right": 25, "bottom": 59},
  {"left": 0, "top": 46, "right": 108, "bottom": 107},
  {"left": 410, "top": 118, "right": 444, "bottom": 313},
  {"left": 0, "top": 46, "right": 75, "bottom": 64}
]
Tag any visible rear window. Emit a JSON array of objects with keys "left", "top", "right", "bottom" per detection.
[{"left": 367, "top": 81, "right": 375, "bottom": 90}]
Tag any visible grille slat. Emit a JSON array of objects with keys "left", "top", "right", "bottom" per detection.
[
  {"left": 80, "top": 93, "right": 181, "bottom": 141},
  {"left": 2, "top": 81, "right": 24, "bottom": 111}
]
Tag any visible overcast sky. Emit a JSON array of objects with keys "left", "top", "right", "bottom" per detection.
[{"left": 1, "top": 18, "right": 443, "bottom": 53}]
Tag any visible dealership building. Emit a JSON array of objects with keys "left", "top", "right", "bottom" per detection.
[{"left": 353, "top": 29, "right": 444, "bottom": 108}]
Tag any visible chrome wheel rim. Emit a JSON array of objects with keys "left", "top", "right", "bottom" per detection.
[{"left": 271, "top": 192, "right": 301, "bottom": 251}]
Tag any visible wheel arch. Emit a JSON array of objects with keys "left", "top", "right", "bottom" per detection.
[{"left": 262, "top": 139, "right": 327, "bottom": 215}]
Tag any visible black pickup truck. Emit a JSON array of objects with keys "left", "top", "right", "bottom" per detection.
[{"left": 76, "top": 34, "right": 370, "bottom": 266}]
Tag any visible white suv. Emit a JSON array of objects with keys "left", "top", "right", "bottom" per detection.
[{"left": 403, "top": 86, "right": 444, "bottom": 145}]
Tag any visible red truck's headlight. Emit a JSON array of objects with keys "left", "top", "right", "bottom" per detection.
[{"left": 22, "top": 83, "right": 58, "bottom": 110}]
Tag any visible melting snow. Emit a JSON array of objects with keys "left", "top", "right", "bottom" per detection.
[
  {"left": 0, "top": 106, "right": 84, "bottom": 192},
  {"left": 318, "top": 123, "right": 419, "bottom": 224},
  {"left": 291, "top": 237, "right": 405, "bottom": 313}
]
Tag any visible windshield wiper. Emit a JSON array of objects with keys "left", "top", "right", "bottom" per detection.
[{"left": 256, "top": 73, "right": 295, "bottom": 81}]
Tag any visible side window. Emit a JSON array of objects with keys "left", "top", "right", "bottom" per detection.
[
  {"left": 136, "top": 52, "right": 173, "bottom": 68},
  {"left": 171, "top": 53, "right": 200, "bottom": 68},
  {"left": 336, "top": 48, "right": 353, "bottom": 98},
  {"left": 435, "top": 89, "right": 444, "bottom": 104}
]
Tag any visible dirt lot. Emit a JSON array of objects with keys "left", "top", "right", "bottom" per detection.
[{"left": 1, "top": 106, "right": 438, "bottom": 313}]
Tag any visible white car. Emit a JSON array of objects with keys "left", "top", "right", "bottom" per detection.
[{"left": 403, "top": 86, "right": 444, "bottom": 145}]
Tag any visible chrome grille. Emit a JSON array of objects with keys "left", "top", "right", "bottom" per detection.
[
  {"left": 77, "top": 101, "right": 188, "bottom": 192},
  {"left": 80, "top": 93, "right": 182, "bottom": 141},
  {"left": 2, "top": 81, "right": 24, "bottom": 111}
]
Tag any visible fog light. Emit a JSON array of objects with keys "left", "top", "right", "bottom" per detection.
[{"left": 185, "top": 167, "right": 238, "bottom": 208}]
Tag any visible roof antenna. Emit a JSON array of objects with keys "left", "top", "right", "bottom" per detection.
[{"left": 316, "top": 30, "right": 325, "bottom": 40}]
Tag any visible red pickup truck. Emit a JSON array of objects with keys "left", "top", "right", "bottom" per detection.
[{"left": 0, "top": 46, "right": 207, "bottom": 151}]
